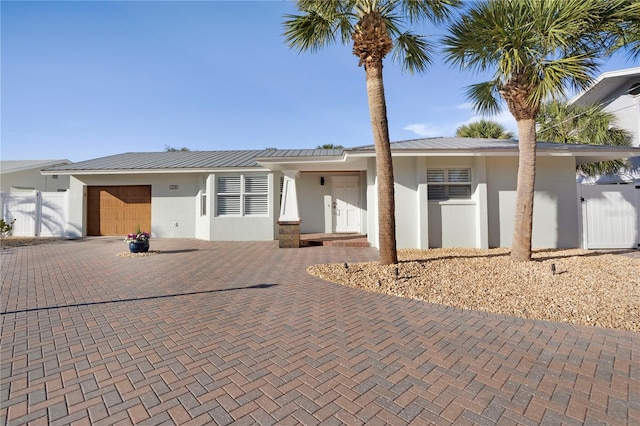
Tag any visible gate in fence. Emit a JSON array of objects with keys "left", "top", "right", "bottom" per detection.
[
  {"left": 0, "top": 191, "right": 69, "bottom": 237},
  {"left": 579, "top": 184, "right": 640, "bottom": 249}
]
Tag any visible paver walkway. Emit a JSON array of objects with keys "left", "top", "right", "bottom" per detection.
[{"left": 1, "top": 239, "right": 638, "bottom": 425}]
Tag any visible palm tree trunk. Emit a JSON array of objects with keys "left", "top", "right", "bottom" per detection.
[
  {"left": 511, "top": 118, "right": 536, "bottom": 261},
  {"left": 365, "top": 62, "right": 397, "bottom": 265}
]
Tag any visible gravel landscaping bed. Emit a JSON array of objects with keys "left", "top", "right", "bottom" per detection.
[{"left": 307, "top": 248, "right": 640, "bottom": 332}]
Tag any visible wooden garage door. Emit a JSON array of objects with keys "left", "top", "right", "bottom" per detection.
[{"left": 87, "top": 186, "right": 151, "bottom": 236}]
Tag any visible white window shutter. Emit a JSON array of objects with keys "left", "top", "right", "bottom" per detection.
[
  {"left": 245, "top": 175, "right": 268, "bottom": 193},
  {"left": 217, "top": 196, "right": 241, "bottom": 215},
  {"left": 427, "top": 169, "right": 446, "bottom": 182},
  {"left": 447, "top": 169, "right": 471, "bottom": 183},
  {"left": 427, "top": 185, "right": 447, "bottom": 200},
  {"left": 217, "top": 176, "right": 241, "bottom": 194},
  {"left": 448, "top": 185, "right": 472, "bottom": 199}
]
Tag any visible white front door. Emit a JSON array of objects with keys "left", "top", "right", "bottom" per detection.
[{"left": 332, "top": 176, "right": 361, "bottom": 233}]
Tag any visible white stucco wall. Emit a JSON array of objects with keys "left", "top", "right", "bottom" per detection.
[
  {"left": 424, "top": 157, "right": 478, "bottom": 248},
  {"left": 365, "top": 157, "right": 420, "bottom": 249},
  {"left": 1, "top": 169, "right": 70, "bottom": 193},
  {"left": 393, "top": 157, "right": 420, "bottom": 249},
  {"left": 68, "top": 176, "right": 85, "bottom": 238},
  {"left": 428, "top": 202, "right": 476, "bottom": 248},
  {"left": 194, "top": 174, "right": 211, "bottom": 240},
  {"left": 297, "top": 173, "right": 332, "bottom": 233},
  {"left": 602, "top": 85, "right": 640, "bottom": 148},
  {"left": 486, "top": 156, "right": 579, "bottom": 248},
  {"left": 67, "top": 171, "right": 280, "bottom": 242},
  {"left": 350, "top": 154, "right": 581, "bottom": 250},
  {"left": 68, "top": 174, "right": 200, "bottom": 239},
  {"left": 366, "top": 159, "right": 378, "bottom": 248}
]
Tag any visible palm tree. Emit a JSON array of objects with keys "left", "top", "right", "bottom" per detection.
[
  {"left": 443, "top": 0, "right": 623, "bottom": 262},
  {"left": 608, "top": 0, "right": 640, "bottom": 59},
  {"left": 317, "top": 144, "right": 344, "bottom": 149},
  {"left": 456, "top": 120, "right": 514, "bottom": 139},
  {"left": 284, "top": 0, "right": 459, "bottom": 265},
  {"left": 537, "top": 100, "right": 632, "bottom": 176}
]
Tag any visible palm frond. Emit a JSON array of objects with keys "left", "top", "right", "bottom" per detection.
[
  {"left": 603, "top": 0, "right": 640, "bottom": 59},
  {"left": 283, "top": 1, "right": 356, "bottom": 52},
  {"left": 536, "top": 99, "right": 633, "bottom": 177},
  {"left": 444, "top": 0, "right": 620, "bottom": 119},
  {"left": 285, "top": 0, "right": 462, "bottom": 75},
  {"left": 530, "top": 54, "right": 599, "bottom": 106},
  {"left": 283, "top": 12, "right": 339, "bottom": 52},
  {"left": 401, "top": 0, "right": 461, "bottom": 24},
  {"left": 392, "top": 32, "right": 434, "bottom": 74},
  {"left": 465, "top": 81, "right": 502, "bottom": 116}
]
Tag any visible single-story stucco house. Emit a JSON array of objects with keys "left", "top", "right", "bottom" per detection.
[{"left": 43, "top": 138, "right": 640, "bottom": 249}]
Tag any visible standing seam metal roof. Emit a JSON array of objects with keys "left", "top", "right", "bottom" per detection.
[
  {"left": 44, "top": 139, "right": 639, "bottom": 172},
  {"left": 45, "top": 149, "right": 345, "bottom": 171},
  {"left": 348, "top": 137, "right": 640, "bottom": 152}
]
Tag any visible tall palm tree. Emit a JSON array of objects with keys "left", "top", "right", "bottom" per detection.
[
  {"left": 609, "top": 0, "right": 640, "bottom": 59},
  {"left": 284, "top": 0, "right": 459, "bottom": 265},
  {"left": 537, "top": 100, "right": 632, "bottom": 176},
  {"left": 456, "top": 119, "right": 514, "bottom": 139},
  {"left": 442, "top": 0, "right": 624, "bottom": 262}
]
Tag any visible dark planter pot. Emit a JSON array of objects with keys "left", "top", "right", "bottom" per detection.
[{"left": 129, "top": 241, "right": 150, "bottom": 253}]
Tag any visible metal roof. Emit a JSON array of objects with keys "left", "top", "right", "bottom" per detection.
[
  {"left": 1, "top": 159, "right": 71, "bottom": 174},
  {"left": 45, "top": 149, "right": 344, "bottom": 172},
  {"left": 43, "top": 140, "right": 639, "bottom": 174},
  {"left": 348, "top": 137, "right": 640, "bottom": 153},
  {"left": 570, "top": 67, "right": 640, "bottom": 106},
  {"left": 349, "top": 137, "right": 520, "bottom": 151}
]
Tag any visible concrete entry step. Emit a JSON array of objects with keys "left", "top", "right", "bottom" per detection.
[{"left": 300, "top": 233, "right": 369, "bottom": 247}]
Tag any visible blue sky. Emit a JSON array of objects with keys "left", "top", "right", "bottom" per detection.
[{"left": 2, "top": 1, "right": 637, "bottom": 162}]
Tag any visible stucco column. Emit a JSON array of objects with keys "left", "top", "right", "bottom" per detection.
[
  {"left": 278, "top": 170, "right": 301, "bottom": 248},
  {"left": 474, "top": 157, "right": 489, "bottom": 249},
  {"left": 279, "top": 171, "right": 300, "bottom": 222}
]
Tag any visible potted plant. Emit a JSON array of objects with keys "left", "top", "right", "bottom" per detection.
[{"left": 125, "top": 225, "right": 151, "bottom": 253}]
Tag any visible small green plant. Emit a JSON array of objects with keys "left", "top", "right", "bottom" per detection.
[{"left": 0, "top": 218, "right": 16, "bottom": 249}]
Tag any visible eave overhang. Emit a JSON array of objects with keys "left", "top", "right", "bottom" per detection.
[{"left": 255, "top": 155, "right": 367, "bottom": 171}]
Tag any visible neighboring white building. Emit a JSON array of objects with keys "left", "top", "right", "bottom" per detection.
[
  {"left": 0, "top": 159, "right": 71, "bottom": 193},
  {"left": 42, "top": 139, "right": 639, "bottom": 250},
  {"left": 570, "top": 66, "right": 640, "bottom": 183}
]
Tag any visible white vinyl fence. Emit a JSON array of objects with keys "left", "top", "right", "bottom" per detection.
[
  {"left": 0, "top": 191, "right": 69, "bottom": 238},
  {"left": 579, "top": 184, "right": 640, "bottom": 249}
]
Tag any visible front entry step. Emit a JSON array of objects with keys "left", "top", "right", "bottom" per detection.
[{"left": 300, "top": 234, "right": 369, "bottom": 247}]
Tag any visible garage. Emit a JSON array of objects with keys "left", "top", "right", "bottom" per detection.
[{"left": 87, "top": 186, "right": 151, "bottom": 236}]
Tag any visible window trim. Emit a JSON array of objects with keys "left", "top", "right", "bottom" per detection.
[
  {"left": 216, "top": 174, "right": 269, "bottom": 217},
  {"left": 427, "top": 168, "right": 472, "bottom": 201}
]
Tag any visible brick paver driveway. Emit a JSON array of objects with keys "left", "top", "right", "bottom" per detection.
[{"left": 1, "top": 239, "right": 638, "bottom": 425}]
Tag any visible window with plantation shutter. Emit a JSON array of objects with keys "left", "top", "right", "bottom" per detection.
[
  {"left": 427, "top": 168, "right": 472, "bottom": 201},
  {"left": 244, "top": 175, "right": 268, "bottom": 215},
  {"left": 217, "top": 176, "right": 241, "bottom": 216},
  {"left": 216, "top": 175, "right": 269, "bottom": 216}
]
